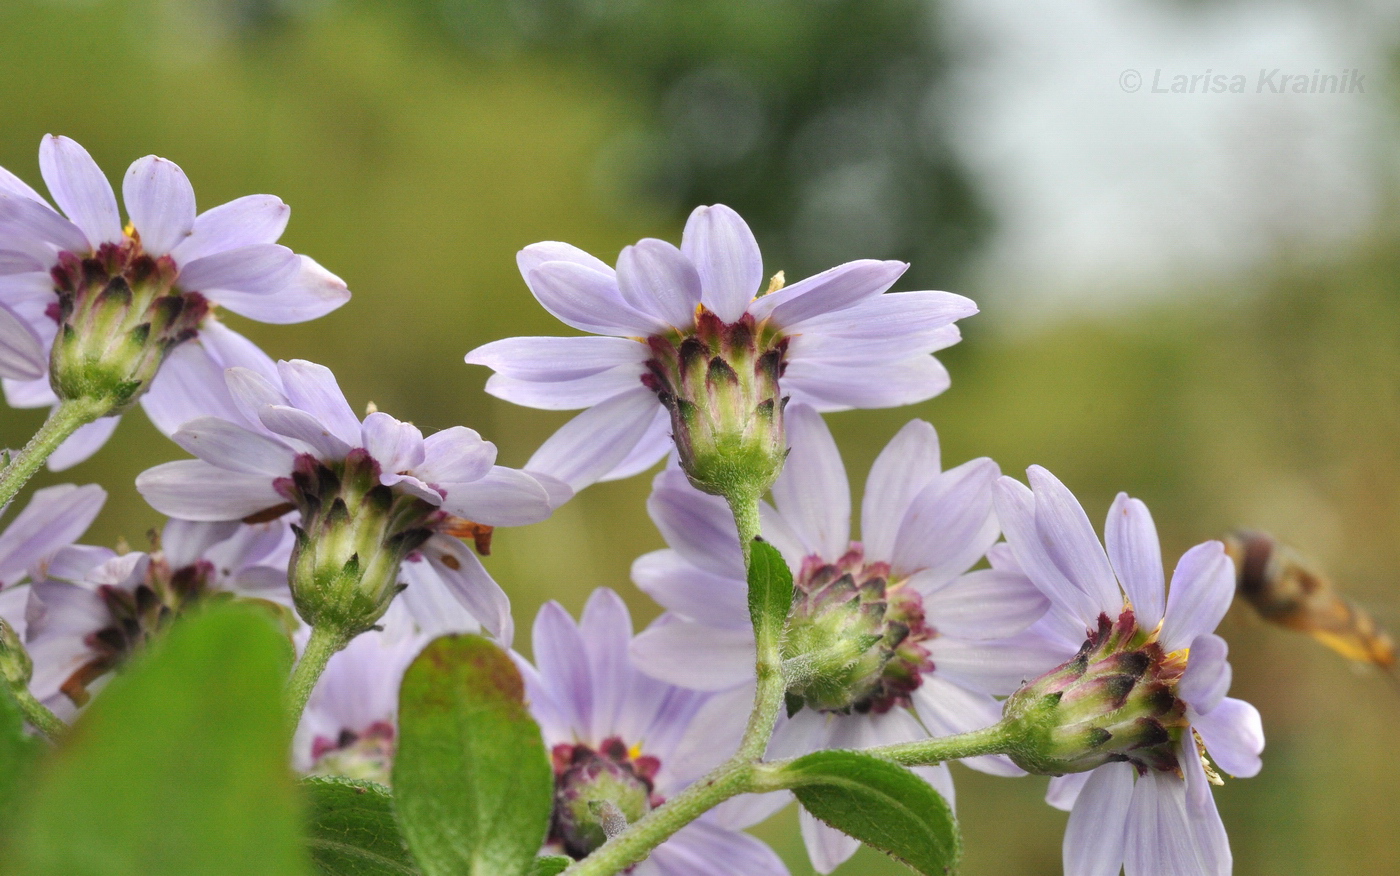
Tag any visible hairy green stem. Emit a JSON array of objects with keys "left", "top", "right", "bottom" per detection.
[
  {"left": 863, "top": 721, "right": 1021, "bottom": 766},
  {"left": 725, "top": 489, "right": 785, "bottom": 763},
  {"left": 285, "top": 624, "right": 347, "bottom": 721},
  {"left": 8, "top": 686, "right": 67, "bottom": 742},
  {"left": 0, "top": 397, "right": 111, "bottom": 511}
]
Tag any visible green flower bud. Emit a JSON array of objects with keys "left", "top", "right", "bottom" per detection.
[
  {"left": 643, "top": 308, "right": 788, "bottom": 499},
  {"left": 1001, "top": 610, "right": 1188, "bottom": 776}
]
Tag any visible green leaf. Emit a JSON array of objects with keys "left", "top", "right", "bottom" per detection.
[
  {"left": 392, "top": 634, "right": 553, "bottom": 876},
  {"left": 747, "top": 537, "right": 794, "bottom": 659},
  {"left": 0, "top": 686, "right": 42, "bottom": 813},
  {"left": 779, "top": 750, "right": 961, "bottom": 875},
  {"left": 527, "top": 856, "right": 572, "bottom": 876},
  {"left": 303, "top": 777, "right": 420, "bottom": 876},
  {"left": 4, "top": 603, "right": 306, "bottom": 876}
]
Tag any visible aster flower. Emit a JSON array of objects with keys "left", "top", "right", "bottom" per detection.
[
  {"left": 134, "top": 358, "right": 562, "bottom": 642},
  {"left": 521, "top": 588, "right": 788, "bottom": 876},
  {"left": 465, "top": 204, "right": 976, "bottom": 493},
  {"left": 0, "top": 134, "right": 349, "bottom": 469},
  {"left": 993, "top": 466, "right": 1265, "bottom": 876},
  {"left": 629, "top": 405, "right": 1054, "bottom": 873},
  {"left": 21, "top": 516, "right": 296, "bottom": 715}
]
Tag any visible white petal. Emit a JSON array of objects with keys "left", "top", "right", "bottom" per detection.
[
  {"left": 483, "top": 364, "right": 645, "bottom": 410},
  {"left": 417, "top": 427, "right": 495, "bottom": 485},
  {"left": 783, "top": 355, "right": 950, "bottom": 411},
  {"left": 649, "top": 819, "right": 789, "bottom": 876},
  {"left": 1105, "top": 493, "right": 1165, "bottom": 627},
  {"left": 531, "top": 600, "right": 593, "bottom": 733},
  {"left": 598, "top": 407, "right": 671, "bottom": 482},
  {"left": 860, "top": 418, "right": 940, "bottom": 563},
  {"left": 785, "top": 289, "right": 977, "bottom": 349},
  {"left": 361, "top": 411, "right": 425, "bottom": 474},
  {"left": 1064, "top": 763, "right": 1134, "bottom": 876},
  {"left": 993, "top": 476, "right": 1103, "bottom": 627},
  {"left": 210, "top": 255, "right": 349, "bottom": 324},
  {"left": 0, "top": 300, "right": 45, "bottom": 380},
  {"left": 0, "top": 193, "right": 88, "bottom": 255},
  {"left": 1046, "top": 772, "right": 1092, "bottom": 812},
  {"left": 525, "top": 260, "right": 667, "bottom": 337},
  {"left": 629, "top": 616, "right": 755, "bottom": 691},
  {"left": 225, "top": 365, "right": 288, "bottom": 427},
  {"left": 920, "top": 569, "right": 1048, "bottom": 640},
  {"left": 140, "top": 339, "right": 249, "bottom": 435},
  {"left": 1028, "top": 465, "right": 1121, "bottom": 616},
  {"left": 158, "top": 519, "right": 240, "bottom": 570},
  {"left": 616, "top": 238, "right": 702, "bottom": 328},
  {"left": 771, "top": 404, "right": 849, "bottom": 560},
  {"left": 1194, "top": 697, "right": 1264, "bottom": 779},
  {"left": 258, "top": 405, "right": 352, "bottom": 460},
  {"left": 441, "top": 466, "right": 552, "bottom": 526},
  {"left": 465, "top": 335, "right": 649, "bottom": 381},
  {"left": 516, "top": 240, "right": 615, "bottom": 279},
  {"left": 171, "top": 194, "right": 289, "bottom": 263},
  {"left": 172, "top": 417, "right": 297, "bottom": 476},
  {"left": 631, "top": 549, "right": 749, "bottom": 630},
  {"left": 136, "top": 459, "right": 281, "bottom": 521},
  {"left": 122, "top": 155, "right": 195, "bottom": 256},
  {"left": 38, "top": 135, "right": 120, "bottom": 246},
  {"left": 1177, "top": 633, "right": 1231, "bottom": 714},
  {"left": 926, "top": 631, "right": 1075, "bottom": 696},
  {"left": 177, "top": 244, "right": 299, "bottom": 296},
  {"left": 276, "top": 359, "right": 361, "bottom": 447},
  {"left": 45, "top": 415, "right": 119, "bottom": 471},
  {"left": 578, "top": 588, "right": 635, "bottom": 741},
  {"left": 398, "top": 556, "right": 483, "bottom": 639},
  {"left": 421, "top": 534, "right": 514, "bottom": 646},
  {"left": 0, "top": 162, "right": 46, "bottom": 205},
  {"left": 682, "top": 204, "right": 762, "bottom": 323},
  {"left": 1124, "top": 768, "right": 1229, "bottom": 876},
  {"left": 800, "top": 808, "right": 860, "bottom": 875},
  {"left": 669, "top": 682, "right": 753, "bottom": 782},
  {"left": 524, "top": 388, "right": 662, "bottom": 491},
  {"left": 891, "top": 457, "right": 1000, "bottom": 587},
  {"left": 749, "top": 259, "right": 905, "bottom": 326},
  {"left": 0, "top": 484, "right": 106, "bottom": 586},
  {"left": 912, "top": 676, "right": 1025, "bottom": 776},
  {"left": 646, "top": 468, "right": 745, "bottom": 579},
  {"left": 1159, "top": 541, "right": 1234, "bottom": 653}
]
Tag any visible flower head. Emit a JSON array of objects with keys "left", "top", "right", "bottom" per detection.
[
  {"left": 993, "top": 466, "right": 1265, "bottom": 876},
  {"left": 135, "top": 358, "right": 563, "bottom": 641},
  {"left": 520, "top": 589, "right": 788, "bottom": 875},
  {"left": 0, "top": 135, "right": 349, "bottom": 469},
  {"left": 629, "top": 406, "right": 1052, "bottom": 873},
  {"left": 466, "top": 204, "right": 976, "bottom": 494}
]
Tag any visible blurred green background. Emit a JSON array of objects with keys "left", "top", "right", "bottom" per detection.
[{"left": 2, "top": 0, "right": 1399, "bottom": 872}]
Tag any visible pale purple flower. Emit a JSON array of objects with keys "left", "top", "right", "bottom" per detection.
[
  {"left": 994, "top": 466, "right": 1265, "bottom": 876},
  {"left": 465, "top": 204, "right": 976, "bottom": 491},
  {"left": 630, "top": 405, "right": 1052, "bottom": 873},
  {"left": 0, "top": 134, "right": 350, "bottom": 469},
  {"left": 21, "top": 516, "right": 295, "bottom": 715},
  {"left": 521, "top": 588, "right": 788, "bottom": 876},
  {"left": 134, "top": 358, "right": 564, "bottom": 644}
]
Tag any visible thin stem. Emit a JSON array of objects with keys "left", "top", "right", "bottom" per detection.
[
  {"left": 862, "top": 721, "right": 1020, "bottom": 767},
  {"left": 0, "top": 397, "right": 111, "bottom": 511},
  {"left": 8, "top": 687, "right": 67, "bottom": 742},
  {"left": 285, "top": 624, "right": 347, "bottom": 721},
  {"left": 724, "top": 489, "right": 786, "bottom": 763}
]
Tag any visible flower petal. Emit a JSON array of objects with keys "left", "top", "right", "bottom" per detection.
[
  {"left": 440, "top": 466, "right": 552, "bottom": 526},
  {"left": 598, "top": 407, "right": 671, "bottom": 482},
  {"left": 525, "top": 388, "right": 662, "bottom": 491},
  {"left": 783, "top": 354, "right": 950, "bottom": 411},
  {"left": 0, "top": 300, "right": 45, "bottom": 380},
  {"left": 920, "top": 568, "right": 1048, "bottom": 640},
  {"left": 912, "top": 676, "right": 1025, "bottom": 776},
  {"left": 45, "top": 415, "right": 119, "bottom": 471},
  {"left": 669, "top": 682, "right": 753, "bottom": 782},
  {"left": 360, "top": 411, "right": 425, "bottom": 474},
  {"left": 210, "top": 256, "right": 349, "bottom": 324},
  {"left": 1194, "top": 697, "right": 1264, "bottom": 779},
  {"left": 860, "top": 418, "right": 940, "bottom": 563},
  {"left": 771, "top": 404, "right": 850, "bottom": 560},
  {"left": 136, "top": 459, "right": 281, "bottom": 521},
  {"left": 646, "top": 468, "right": 745, "bottom": 579},
  {"left": 1046, "top": 772, "right": 1092, "bottom": 812},
  {"left": 632, "top": 549, "right": 749, "bottom": 630},
  {"left": 417, "top": 427, "right": 495, "bottom": 485},
  {"left": 1125, "top": 766, "right": 1230, "bottom": 876},
  {"left": 0, "top": 191, "right": 89, "bottom": 255},
  {"left": 578, "top": 588, "right": 634, "bottom": 741},
  {"left": 926, "top": 628, "right": 1077, "bottom": 696},
  {"left": 891, "top": 457, "right": 1000, "bottom": 587},
  {"left": 994, "top": 476, "right": 1103, "bottom": 628},
  {"left": 483, "top": 365, "right": 645, "bottom": 410},
  {"left": 224, "top": 365, "right": 289, "bottom": 429},
  {"left": 0, "top": 163, "right": 46, "bottom": 205},
  {"left": 122, "top": 155, "right": 195, "bottom": 256},
  {"left": 276, "top": 359, "right": 361, "bottom": 446},
  {"left": 140, "top": 339, "right": 251, "bottom": 435},
  {"left": 38, "top": 135, "right": 120, "bottom": 247},
  {"left": 1178, "top": 633, "right": 1231, "bottom": 714},
  {"left": 258, "top": 405, "right": 352, "bottom": 460},
  {"left": 1159, "top": 540, "right": 1234, "bottom": 653},
  {"left": 172, "top": 417, "right": 297, "bottom": 475},
  {"left": 531, "top": 600, "right": 593, "bottom": 734},
  {"left": 682, "top": 204, "right": 762, "bottom": 323},
  {"left": 421, "top": 534, "right": 514, "bottom": 647},
  {"left": 650, "top": 819, "right": 789, "bottom": 876},
  {"left": 171, "top": 194, "right": 289, "bottom": 263},
  {"left": 1105, "top": 492, "right": 1165, "bottom": 627},
  {"left": 398, "top": 556, "right": 484, "bottom": 639},
  {"left": 750, "top": 259, "right": 906, "bottom": 327},
  {"left": 517, "top": 241, "right": 615, "bottom": 278},
  {"left": 630, "top": 616, "right": 755, "bottom": 691},
  {"left": 526, "top": 260, "right": 667, "bottom": 337},
  {"left": 465, "top": 335, "right": 649, "bottom": 382},
  {"left": 0, "top": 484, "right": 106, "bottom": 586},
  {"left": 616, "top": 238, "right": 702, "bottom": 328},
  {"left": 1028, "top": 465, "right": 1121, "bottom": 616},
  {"left": 1064, "top": 762, "right": 1134, "bottom": 876},
  {"left": 177, "top": 244, "right": 299, "bottom": 296},
  {"left": 800, "top": 808, "right": 860, "bottom": 875}
]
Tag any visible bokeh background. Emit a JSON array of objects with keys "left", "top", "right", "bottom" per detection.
[{"left": 3, "top": 0, "right": 1399, "bottom": 872}]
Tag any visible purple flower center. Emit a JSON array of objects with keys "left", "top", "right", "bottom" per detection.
[
  {"left": 549, "top": 737, "right": 663, "bottom": 860},
  {"left": 310, "top": 721, "right": 396, "bottom": 785},
  {"left": 782, "top": 544, "right": 937, "bottom": 716}
]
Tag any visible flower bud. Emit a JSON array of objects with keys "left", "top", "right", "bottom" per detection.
[
  {"left": 781, "top": 547, "right": 935, "bottom": 715},
  {"left": 642, "top": 309, "right": 788, "bottom": 499},
  {"left": 281, "top": 450, "right": 438, "bottom": 638},
  {"left": 49, "top": 241, "right": 208, "bottom": 410},
  {"left": 550, "top": 738, "right": 661, "bottom": 859},
  {"left": 0, "top": 616, "right": 33, "bottom": 690},
  {"left": 1001, "top": 610, "right": 1189, "bottom": 776}
]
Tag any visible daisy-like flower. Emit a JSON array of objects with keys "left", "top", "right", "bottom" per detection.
[
  {"left": 0, "top": 482, "right": 108, "bottom": 640},
  {"left": 21, "top": 516, "right": 296, "bottom": 715},
  {"left": 134, "top": 358, "right": 562, "bottom": 642},
  {"left": 993, "top": 466, "right": 1265, "bottom": 876},
  {"left": 465, "top": 204, "right": 976, "bottom": 494},
  {"left": 629, "top": 405, "right": 1055, "bottom": 873},
  {"left": 0, "top": 134, "right": 349, "bottom": 469},
  {"left": 521, "top": 588, "right": 788, "bottom": 876}
]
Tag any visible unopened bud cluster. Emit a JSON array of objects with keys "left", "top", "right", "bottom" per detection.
[
  {"left": 781, "top": 546, "right": 935, "bottom": 716},
  {"left": 642, "top": 308, "right": 788, "bottom": 498},
  {"left": 49, "top": 238, "right": 208, "bottom": 409},
  {"left": 1001, "top": 610, "right": 1188, "bottom": 776},
  {"left": 550, "top": 737, "right": 662, "bottom": 859},
  {"left": 279, "top": 450, "right": 440, "bottom": 638}
]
